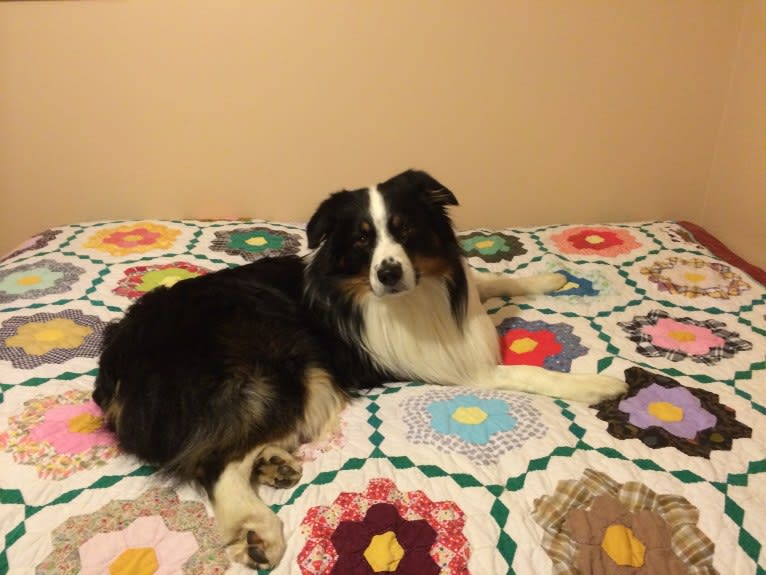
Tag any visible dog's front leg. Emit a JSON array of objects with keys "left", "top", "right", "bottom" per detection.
[
  {"left": 473, "top": 270, "right": 567, "bottom": 301},
  {"left": 481, "top": 365, "right": 628, "bottom": 404},
  {"left": 212, "top": 446, "right": 291, "bottom": 570}
]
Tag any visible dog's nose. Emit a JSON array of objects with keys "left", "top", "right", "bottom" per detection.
[{"left": 377, "top": 262, "right": 403, "bottom": 286}]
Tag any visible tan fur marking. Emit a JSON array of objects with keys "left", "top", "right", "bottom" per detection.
[
  {"left": 299, "top": 366, "right": 347, "bottom": 445},
  {"left": 338, "top": 272, "right": 373, "bottom": 301},
  {"left": 412, "top": 254, "right": 453, "bottom": 279}
]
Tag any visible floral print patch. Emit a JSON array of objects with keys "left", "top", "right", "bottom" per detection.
[
  {"left": 0, "top": 309, "right": 107, "bottom": 369},
  {"left": 618, "top": 309, "right": 752, "bottom": 365},
  {"left": 113, "top": 261, "right": 213, "bottom": 299},
  {"left": 402, "top": 389, "right": 546, "bottom": 465},
  {"left": 593, "top": 367, "right": 751, "bottom": 457},
  {"left": 459, "top": 231, "right": 527, "bottom": 262},
  {"left": 0, "top": 260, "right": 84, "bottom": 304},
  {"left": 298, "top": 478, "right": 468, "bottom": 574},
  {"left": 550, "top": 226, "right": 642, "bottom": 257},
  {"left": 0, "top": 389, "right": 118, "bottom": 479},
  {"left": 497, "top": 317, "right": 588, "bottom": 371},
  {"left": 210, "top": 226, "right": 301, "bottom": 261},
  {"left": 641, "top": 257, "right": 751, "bottom": 299},
  {"left": 83, "top": 222, "right": 181, "bottom": 256},
  {"left": 37, "top": 487, "right": 228, "bottom": 574},
  {"left": 532, "top": 468, "right": 716, "bottom": 574}
]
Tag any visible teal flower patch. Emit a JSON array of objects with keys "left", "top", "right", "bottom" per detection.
[
  {"left": 0, "top": 260, "right": 84, "bottom": 304},
  {"left": 403, "top": 389, "right": 546, "bottom": 465},
  {"left": 549, "top": 270, "right": 599, "bottom": 298},
  {"left": 428, "top": 395, "right": 516, "bottom": 445},
  {"left": 459, "top": 232, "right": 527, "bottom": 263}
]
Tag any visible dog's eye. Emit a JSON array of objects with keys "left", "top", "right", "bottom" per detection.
[{"left": 355, "top": 233, "right": 370, "bottom": 248}]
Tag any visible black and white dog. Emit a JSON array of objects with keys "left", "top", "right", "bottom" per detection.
[{"left": 94, "top": 169, "right": 627, "bottom": 569}]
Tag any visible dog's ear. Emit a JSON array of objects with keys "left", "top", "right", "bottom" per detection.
[
  {"left": 306, "top": 191, "right": 348, "bottom": 249},
  {"left": 388, "top": 169, "right": 459, "bottom": 207}
]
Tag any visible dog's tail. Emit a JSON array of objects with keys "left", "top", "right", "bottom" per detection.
[
  {"left": 474, "top": 272, "right": 567, "bottom": 301},
  {"left": 473, "top": 365, "right": 627, "bottom": 404}
]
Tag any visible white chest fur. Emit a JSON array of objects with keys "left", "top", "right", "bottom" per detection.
[{"left": 359, "top": 269, "right": 500, "bottom": 386}]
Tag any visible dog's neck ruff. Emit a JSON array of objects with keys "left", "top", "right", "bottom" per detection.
[{"left": 358, "top": 267, "right": 500, "bottom": 386}]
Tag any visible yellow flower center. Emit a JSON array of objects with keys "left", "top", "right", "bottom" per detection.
[
  {"left": 17, "top": 275, "right": 42, "bottom": 286},
  {"left": 668, "top": 330, "right": 696, "bottom": 343},
  {"left": 451, "top": 406, "right": 488, "bottom": 425},
  {"left": 647, "top": 401, "right": 684, "bottom": 423},
  {"left": 683, "top": 272, "right": 707, "bottom": 283},
  {"left": 67, "top": 413, "right": 104, "bottom": 434},
  {"left": 158, "top": 275, "right": 182, "bottom": 288},
  {"left": 585, "top": 234, "right": 605, "bottom": 245},
  {"left": 109, "top": 547, "right": 158, "bottom": 575},
  {"left": 245, "top": 236, "right": 269, "bottom": 247},
  {"left": 363, "top": 531, "right": 405, "bottom": 572},
  {"left": 122, "top": 234, "right": 145, "bottom": 244},
  {"left": 601, "top": 524, "right": 646, "bottom": 567},
  {"left": 475, "top": 240, "right": 494, "bottom": 249},
  {"left": 33, "top": 328, "right": 64, "bottom": 342},
  {"left": 509, "top": 337, "right": 538, "bottom": 354}
]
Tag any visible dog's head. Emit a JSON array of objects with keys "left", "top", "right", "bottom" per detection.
[{"left": 306, "top": 169, "right": 462, "bottom": 299}]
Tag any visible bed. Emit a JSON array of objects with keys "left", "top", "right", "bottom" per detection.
[{"left": 1, "top": 218, "right": 763, "bottom": 574}]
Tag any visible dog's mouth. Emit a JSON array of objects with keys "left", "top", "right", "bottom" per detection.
[{"left": 371, "top": 280, "right": 416, "bottom": 298}]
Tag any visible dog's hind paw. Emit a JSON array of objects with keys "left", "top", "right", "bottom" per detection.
[{"left": 252, "top": 446, "right": 302, "bottom": 489}]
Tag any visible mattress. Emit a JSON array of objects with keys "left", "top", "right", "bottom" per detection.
[{"left": 1, "top": 219, "right": 764, "bottom": 574}]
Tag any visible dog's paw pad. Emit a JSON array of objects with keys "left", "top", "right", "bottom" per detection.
[
  {"left": 226, "top": 525, "right": 285, "bottom": 570},
  {"left": 253, "top": 448, "right": 302, "bottom": 488},
  {"left": 246, "top": 531, "right": 269, "bottom": 565}
]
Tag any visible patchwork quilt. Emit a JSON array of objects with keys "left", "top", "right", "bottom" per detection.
[{"left": 1, "top": 219, "right": 764, "bottom": 575}]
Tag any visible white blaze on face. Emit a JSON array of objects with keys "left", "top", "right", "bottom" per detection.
[{"left": 367, "top": 187, "right": 417, "bottom": 296}]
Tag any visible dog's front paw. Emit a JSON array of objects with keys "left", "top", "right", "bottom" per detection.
[
  {"left": 536, "top": 272, "right": 568, "bottom": 294},
  {"left": 557, "top": 374, "right": 628, "bottom": 405},
  {"left": 226, "top": 517, "right": 286, "bottom": 570}
]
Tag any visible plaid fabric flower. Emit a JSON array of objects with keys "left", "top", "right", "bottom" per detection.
[
  {"left": 459, "top": 231, "right": 527, "bottom": 262},
  {"left": 0, "top": 309, "right": 107, "bottom": 369},
  {"left": 210, "top": 226, "right": 301, "bottom": 261},
  {"left": 532, "top": 468, "right": 716, "bottom": 575},
  {"left": 618, "top": 309, "right": 752, "bottom": 365},
  {"left": 641, "top": 257, "right": 751, "bottom": 299},
  {"left": 593, "top": 367, "right": 751, "bottom": 457}
]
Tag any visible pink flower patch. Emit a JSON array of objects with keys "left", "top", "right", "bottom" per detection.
[
  {"left": 642, "top": 318, "right": 724, "bottom": 356},
  {"left": 0, "top": 389, "right": 118, "bottom": 479},
  {"left": 550, "top": 226, "right": 642, "bottom": 257},
  {"left": 28, "top": 400, "right": 114, "bottom": 455}
]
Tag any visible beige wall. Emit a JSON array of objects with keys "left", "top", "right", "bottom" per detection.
[
  {"left": 704, "top": 0, "right": 766, "bottom": 270},
  {"left": 0, "top": 1, "right": 756, "bottom": 266}
]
